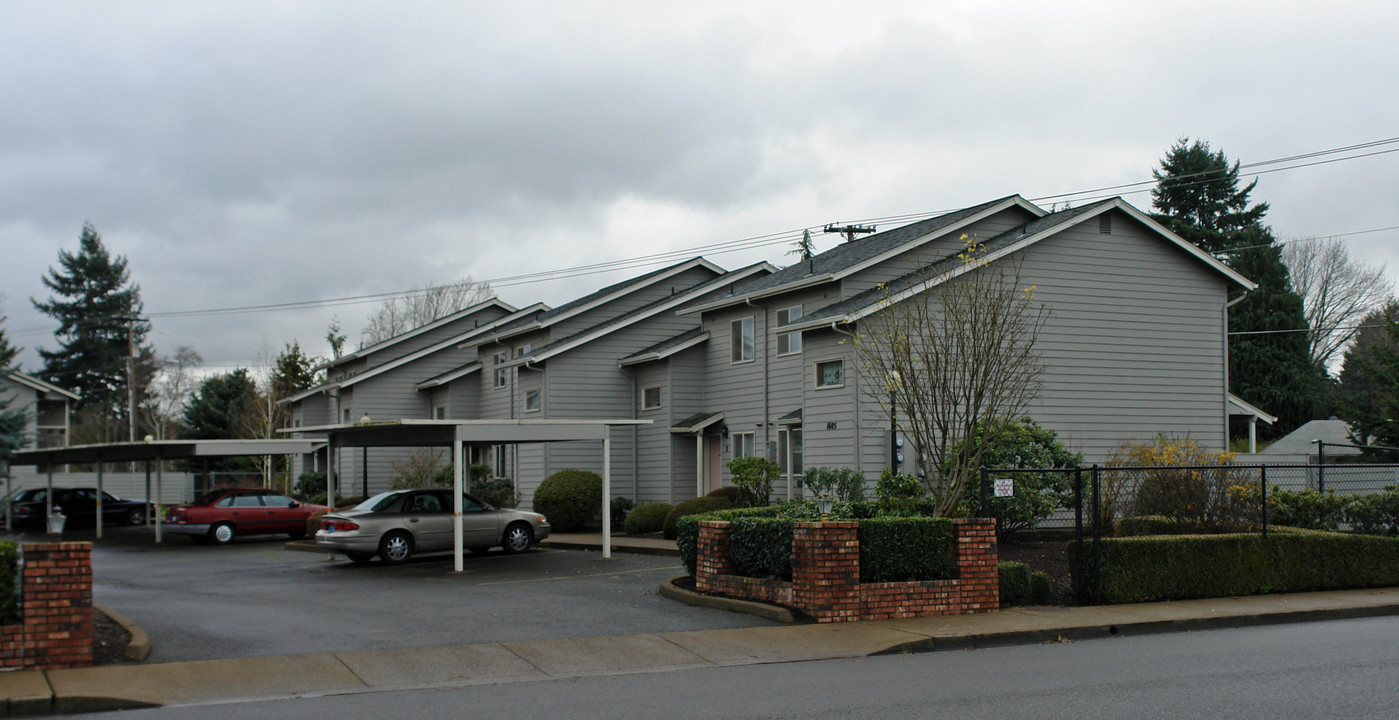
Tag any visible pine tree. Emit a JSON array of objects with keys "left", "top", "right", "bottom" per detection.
[
  {"left": 271, "top": 342, "right": 321, "bottom": 400},
  {"left": 1336, "top": 302, "right": 1399, "bottom": 454},
  {"left": 0, "top": 313, "right": 28, "bottom": 465},
  {"left": 1151, "top": 139, "right": 1321, "bottom": 436},
  {"left": 30, "top": 223, "right": 149, "bottom": 420},
  {"left": 181, "top": 369, "right": 259, "bottom": 471}
]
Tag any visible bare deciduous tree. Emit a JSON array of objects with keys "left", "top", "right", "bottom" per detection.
[
  {"left": 141, "top": 345, "right": 203, "bottom": 440},
  {"left": 360, "top": 277, "right": 494, "bottom": 347},
  {"left": 1283, "top": 236, "right": 1395, "bottom": 372},
  {"left": 852, "top": 236, "right": 1049, "bottom": 516}
]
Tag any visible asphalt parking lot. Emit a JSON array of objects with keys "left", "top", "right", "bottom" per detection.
[{"left": 4, "top": 526, "right": 774, "bottom": 663}]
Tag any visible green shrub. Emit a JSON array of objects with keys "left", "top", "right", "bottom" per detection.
[
  {"left": 624, "top": 502, "right": 672, "bottom": 534},
  {"left": 803, "top": 467, "right": 867, "bottom": 502},
  {"left": 728, "top": 456, "right": 780, "bottom": 506},
  {"left": 472, "top": 477, "right": 516, "bottom": 508},
  {"left": 676, "top": 506, "right": 784, "bottom": 574},
  {"left": 293, "top": 471, "right": 326, "bottom": 498},
  {"left": 730, "top": 517, "right": 794, "bottom": 580},
  {"left": 875, "top": 468, "right": 924, "bottom": 512},
  {"left": 1345, "top": 489, "right": 1399, "bottom": 536},
  {"left": 951, "top": 418, "right": 1082, "bottom": 539},
  {"left": 707, "top": 486, "right": 751, "bottom": 506},
  {"left": 663, "top": 496, "right": 734, "bottom": 540},
  {"left": 1029, "top": 570, "right": 1051, "bottom": 604},
  {"left": 532, "top": 469, "right": 603, "bottom": 533},
  {"left": 1068, "top": 530, "right": 1399, "bottom": 604},
  {"left": 610, "top": 496, "right": 635, "bottom": 529},
  {"left": 0, "top": 541, "right": 18, "bottom": 624},
  {"left": 999, "top": 561, "right": 1031, "bottom": 605},
  {"left": 858, "top": 517, "right": 955, "bottom": 582},
  {"left": 1118, "top": 515, "right": 1206, "bottom": 536},
  {"left": 1267, "top": 489, "right": 1348, "bottom": 531}
]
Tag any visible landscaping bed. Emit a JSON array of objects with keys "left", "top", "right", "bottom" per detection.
[{"left": 93, "top": 609, "right": 132, "bottom": 665}]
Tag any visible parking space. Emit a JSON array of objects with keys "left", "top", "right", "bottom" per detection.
[{"left": 4, "top": 526, "right": 775, "bottom": 663}]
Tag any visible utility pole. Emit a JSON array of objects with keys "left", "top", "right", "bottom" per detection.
[{"left": 823, "top": 223, "right": 876, "bottom": 243}]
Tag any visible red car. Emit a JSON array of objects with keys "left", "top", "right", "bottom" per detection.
[{"left": 164, "top": 488, "right": 327, "bottom": 545}]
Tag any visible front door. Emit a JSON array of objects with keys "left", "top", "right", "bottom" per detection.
[{"left": 707, "top": 436, "right": 722, "bottom": 493}]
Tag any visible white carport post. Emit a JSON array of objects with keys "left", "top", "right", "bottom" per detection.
[
  {"left": 155, "top": 449, "right": 163, "bottom": 543},
  {"left": 602, "top": 425, "right": 612, "bottom": 560},
  {"left": 453, "top": 424, "right": 465, "bottom": 572}
]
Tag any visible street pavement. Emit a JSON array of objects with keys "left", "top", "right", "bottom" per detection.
[{"left": 2, "top": 532, "right": 1398, "bottom": 715}]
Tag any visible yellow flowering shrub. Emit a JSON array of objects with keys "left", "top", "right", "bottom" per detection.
[{"left": 1105, "top": 435, "right": 1255, "bottom": 533}]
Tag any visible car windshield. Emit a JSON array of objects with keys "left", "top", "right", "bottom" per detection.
[{"left": 353, "top": 492, "right": 403, "bottom": 512}]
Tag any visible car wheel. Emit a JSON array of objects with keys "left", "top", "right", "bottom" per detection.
[
  {"left": 379, "top": 531, "right": 413, "bottom": 564},
  {"left": 126, "top": 508, "right": 146, "bottom": 526},
  {"left": 210, "top": 522, "right": 236, "bottom": 545},
  {"left": 346, "top": 552, "right": 374, "bottom": 564},
  {"left": 501, "top": 522, "right": 533, "bottom": 554}
]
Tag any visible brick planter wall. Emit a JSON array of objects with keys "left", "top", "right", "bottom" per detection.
[
  {"left": 695, "top": 519, "right": 998, "bottom": 623},
  {"left": 0, "top": 542, "right": 94, "bottom": 670}
]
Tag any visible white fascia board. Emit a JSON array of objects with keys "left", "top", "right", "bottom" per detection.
[
  {"left": 340, "top": 309, "right": 535, "bottom": 392},
  {"left": 415, "top": 362, "right": 482, "bottom": 390},
  {"left": 6, "top": 372, "right": 80, "bottom": 401},
  {"left": 455, "top": 303, "right": 550, "bottom": 348},
  {"left": 277, "top": 381, "right": 341, "bottom": 406},
  {"left": 326, "top": 298, "right": 518, "bottom": 368},
  {"left": 1228, "top": 393, "right": 1278, "bottom": 424},
  {"left": 619, "top": 331, "right": 710, "bottom": 367},
  {"left": 678, "top": 272, "right": 835, "bottom": 316}
]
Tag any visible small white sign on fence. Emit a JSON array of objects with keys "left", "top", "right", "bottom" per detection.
[{"left": 993, "top": 478, "right": 1014, "bottom": 498}]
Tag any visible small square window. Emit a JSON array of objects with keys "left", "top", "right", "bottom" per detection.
[
  {"left": 434, "top": 407, "right": 446, "bottom": 420},
  {"left": 732, "top": 432, "right": 756, "bottom": 459},
  {"left": 524, "top": 389, "right": 540, "bottom": 412},
  {"left": 642, "top": 386, "right": 661, "bottom": 410},
  {"left": 816, "top": 359, "right": 844, "bottom": 388},
  {"left": 731, "top": 317, "right": 755, "bottom": 363}
]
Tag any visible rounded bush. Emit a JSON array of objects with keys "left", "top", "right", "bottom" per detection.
[
  {"left": 532, "top": 469, "right": 603, "bottom": 533},
  {"left": 624, "top": 502, "right": 672, "bottom": 534},
  {"left": 663, "top": 496, "right": 733, "bottom": 540},
  {"left": 706, "top": 486, "right": 750, "bottom": 506}
]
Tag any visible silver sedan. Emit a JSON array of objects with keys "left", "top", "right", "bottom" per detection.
[{"left": 315, "top": 489, "right": 550, "bottom": 564}]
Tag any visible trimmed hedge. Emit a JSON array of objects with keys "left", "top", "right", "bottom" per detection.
[
  {"left": 624, "top": 502, "right": 672, "bottom": 535},
  {"left": 998, "top": 561, "right": 1052, "bottom": 606},
  {"left": 676, "top": 506, "right": 783, "bottom": 574},
  {"left": 706, "top": 486, "right": 752, "bottom": 506},
  {"left": 858, "top": 517, "right": 955, "bottom": 582},
  {"left": 663, "top": 496, "right": 733, "bottom": 540},
  {"left": 0, "top": 540, "right": 17, "bottom": 624},
  {"left": 1118, "top": 515, "right": 1205, "bottom": 536},
  {"left": 532, "top": 469, "right": 603, "bottom": 533},
  {"left": 730, "top": 517, "right": 794, "bottom": 580},
  {"left": 1069, "top": 530, "right": 1399, "bottom": 604}
]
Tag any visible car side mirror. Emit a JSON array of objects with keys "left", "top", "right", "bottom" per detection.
[{"left": 289, "top": 501, "right": 300, "bottom": 508}]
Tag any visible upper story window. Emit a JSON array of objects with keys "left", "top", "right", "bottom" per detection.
[
  {"left": 777, "top": 306, "right": 803, "bottom": 355},
  {"left": 494, "top": 351, "right": 509, "bottom": 388},
  {"left": 731, "top": 317, "right": 755, "bottom": 363},
  {"left": 642, "top": 386, "right": 662, "bottom": 410},
  {"left": 434, "top": 407, "right": 446, "bottom": 420},
  {"left": 524, "top": 388, "right": 541, "bottom": 413},
  {"left": 815, "top": 358, "right": 845, "bottom": 389},
  {"left": 515, "top": 344, "right": 531, "bottom": 357}
]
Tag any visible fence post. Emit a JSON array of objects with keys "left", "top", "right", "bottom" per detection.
[
  {"left": 1260, "top": 465, "right": 1268, "bottom": 539},
  {"left": 1091, "top": 464, "right": 1102, "bottom": 606},
  {"left": 1073, "top": 466, "right": 1083, "bottom": 547},
  {"left": 979, "top": 467, "right": 990, "bottom": 517},
  {"left": 1317, "top": 440, "right": 1326, "bottom": 493}
]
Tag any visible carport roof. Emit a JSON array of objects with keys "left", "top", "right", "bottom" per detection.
[
  {"left": 10, "top": 439, "right": 322, "bottom": 467},
  {"left": 284, "top": 418, "right": 650, "bottom": 448}
]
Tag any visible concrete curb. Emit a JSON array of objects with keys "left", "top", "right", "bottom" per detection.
[
  {"left": 94, "top": 605, "right": 150, "bottom": 662},
  {"left": 659, "top": 576, "right": 798, "bottom": 623},
  {"left": 540, "top": 539, "right": 679, "bottom": 557}
]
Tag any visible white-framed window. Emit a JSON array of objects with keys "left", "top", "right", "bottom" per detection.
[
  {"left": 642, "top": 386, "right": 662, "bottom": 410},
  {"left": 778, "top": 428, "right": 803, "bottom": 479},
  {"left": 777, "top": 306, "right": 803, "bottom": 355},
  {"left": 731, "top": 317, "right": 755, "bottom": 363},
  {"left": 815, "top": 358, "right": 845, "bottom": 389},
  {"left": 732, "top": 431, "right": 756, "bottom": 459},
  {"left": 515, "top": 344, "right": 531, "bottom": 357},
  {"left": 494, "top": 351, "right": 509, "bottom": 388},
  {"left": 524, "top": 388, "right": 540, "bottom": 412}
]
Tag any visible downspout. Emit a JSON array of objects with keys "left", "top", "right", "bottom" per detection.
[
  {"left": 618, "top": 363, "right": 640, "bottom": 502},
  {"left": 1224, "top": 292, "right": 1247, "bottom": 452},
  {"left": 830, "top": 321, "right": 862, "bottom": 475}
]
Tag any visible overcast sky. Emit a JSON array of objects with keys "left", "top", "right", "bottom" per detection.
[{"left": 3, "top": 1, "right": 1396, "bottom": 375}]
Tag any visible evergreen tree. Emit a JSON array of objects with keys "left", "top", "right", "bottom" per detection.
[
  {"left": 1336, "top": 302, "right": 1399, "bottom": 454},
  {"left": 271, "top": 342, "right": 321, "bottom": 401},
  {"left": 1151, "top": 138, "right": 1269, "bottom": 256},
  {"left": 30, "top": 223, "right": 149, "bottom": 421},
  {"left": 181, "top": 369, "right": 259, "bottom": 471},
  {"left": 0, "top": 313, "right": 28, "bottom": 466},
  {"left": 1151, "top": 139, "right": 1321, "bottom": 436}
]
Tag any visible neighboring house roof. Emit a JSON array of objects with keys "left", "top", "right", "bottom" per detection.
[
  {"left": 481, "top": 257, "right": 727, "bottom": 343},
  {"left": 1228, "top": 393, "right": 1277, "bottom": 425},
  {"left": 681, "top": 195, "right": 1046, "bottom": 316},
  {"left": 784, "top": 197, "right": 1257, "bottom": 332},
  {"left": 316, "top": 298, "right": 518, "bottom": 372},
  {"left": 618, "top": 328, "right": 708, "bottom": 367},
  {"left": 279, "top": 304, "right": 547, "bottom": 405},
  {"left": 1, "top": 371, "right": 80, "bottom": 401},
  {"left": 503, "top": 263, "right": 773, "bottom": 369},
  {"left": 1257, "top": 419, "right": 1357, "bottom": 455}
]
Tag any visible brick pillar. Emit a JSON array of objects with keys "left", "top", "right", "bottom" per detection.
[
  {"left": 695, "top": 520, "right": 735, "bottom": 593},
  {"left": 20, "top": 542, "right": 93, "bottom": 669},
  {"left": 792, "top": 522, "right": 860, "bottom": 623},
  {"left": 953, "top": 519, "right": 998, "bottom": 612}
]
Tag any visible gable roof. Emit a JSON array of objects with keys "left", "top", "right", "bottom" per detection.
[
  {"left": 414, "top": 362, "right": 482, "bottom": 391},
  {"left": 618, "top": 328, "right": 708, "bottom": 367},
  {"left": 785, "top": 197, "right": 1256, "bottom": 332},
  {"left": 481, "top": 257, "right": 726, "bottom": 343},
  {"left": 504, "top": 263, "right": 773, "bottom": 368},
  {"left": 681, "top": 195, "right": 1045, "bottom": 315},
  {"left": 318, "top": 297, "right": 518, "bottom": 372},
  {"left": 0, "top": 371, "right": 80, "bottom": 401}
]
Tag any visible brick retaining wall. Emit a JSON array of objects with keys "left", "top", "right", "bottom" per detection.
[
  {"left": 0, "top": 542, "right": 93, "bottom": 670},
  {"left": 696, "top": 519, "right": 998, "bottom": 623}
]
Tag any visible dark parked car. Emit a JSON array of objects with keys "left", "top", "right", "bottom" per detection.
[
  {"left": 165, "top": 488, "right": 328, "bottom": 545},
  {"left": 316, "top": 489, "right": 550, "bottom": 564},
  {"left": 7, "top": 487, "right": 152, "bottom": 529}
]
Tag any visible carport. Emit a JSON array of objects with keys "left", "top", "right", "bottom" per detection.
[
  {"left": 9, "top": 439, "right": 320, "bottom": 541},
  {"left": 284, "top": 419, "right": 649, "bottom": 571}
]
